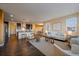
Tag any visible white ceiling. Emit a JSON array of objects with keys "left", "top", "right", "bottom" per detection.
[{"left": 0, "top": 3, "right": 79, "bottom": 23}]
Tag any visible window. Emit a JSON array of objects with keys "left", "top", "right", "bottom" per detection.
[
  {"left": 66, "top": 17, "right": 77, "bottom": 32},
  {"left": 46, "top": 23, "right": 52, "bottom": 32},
  {"left": 53, "top": 23, "right": 62, "bottom": 31},
  {"left": 44, "top": 23, "right": 52, "bottom": 32}
]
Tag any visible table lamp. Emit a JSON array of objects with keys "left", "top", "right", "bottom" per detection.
[{"left": 68, "top": 31, "right": 72, "bottom": 36}]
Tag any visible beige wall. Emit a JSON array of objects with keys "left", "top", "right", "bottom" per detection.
[
  {"left": 32, "top": 24, "right": 36, "bottom": 32},
  {"left": 32, "top": 24, "right": 43, "bottom": 32},
  {"left": 0, "top": 9, "right": 4, "bottom": 44},
  {"left": 9, "top": 22, "right": 16, "bottom": 36},
  {"left": 43, "top": 12, "right": 79, "bottom": 36}
]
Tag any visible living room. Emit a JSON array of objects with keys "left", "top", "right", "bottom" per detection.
[{"left": 0, "top": 3, "right": 79, "bottom": 56}]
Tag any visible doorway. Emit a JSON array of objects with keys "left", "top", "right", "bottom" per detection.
[{"left": 4, "top": 22, "right": 9, "bottom": 46}]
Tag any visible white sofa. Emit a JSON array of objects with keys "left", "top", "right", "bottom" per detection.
[
  {"left": 70, "top": 37, "right": 79, "bottom": 54},
  {"left": 46, "top": 31, "right": 67, "bottom": 41}
]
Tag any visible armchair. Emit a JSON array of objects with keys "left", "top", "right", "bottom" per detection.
[{"left": 70, "top": 37, "right": 79, "bottom": 54}]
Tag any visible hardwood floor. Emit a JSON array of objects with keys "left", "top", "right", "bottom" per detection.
[{"left": 0, "top": 35, "right": 45, "bottom": 56}]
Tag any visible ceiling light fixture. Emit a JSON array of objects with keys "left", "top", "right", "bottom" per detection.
[
  {"left": 38, "top": 23, "right": 43, "bottom": 25},
  {"left": 10, "top": 14, "right": 14, "bottom": 18},
  {"left": 10, "top": 14, "right": 14, "bottom": 21}
]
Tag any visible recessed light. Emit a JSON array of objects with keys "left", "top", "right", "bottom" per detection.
[
  {"left": 38, "top": 23, "right": 43, "bottom": 25},
  {"left": 10, "top": 14, "right": 14, "bottom": 18}
]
